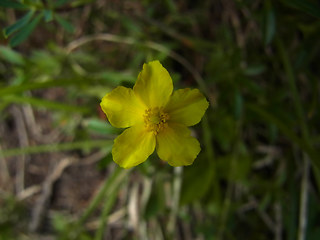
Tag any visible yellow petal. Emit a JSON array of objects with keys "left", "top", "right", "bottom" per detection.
[
  {"left": 134, "top": 60, "right": 173, "bottom": 108},
  {"left": 164, "top": 88, "right": 209, "bottom": 126},
  {"left": 156, "top": 123, "right": 200, "bottom": 166},
  {"left": 112, "top": 124, "right": 156, "bottom": 168},
  {"left": 100, "top": 86, "right": 145, "bottom": 128}
]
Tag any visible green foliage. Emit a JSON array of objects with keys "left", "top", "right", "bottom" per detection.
[
  {"left": 1, "top": 0, "right": 320, "bottom": 239},
  {"left": 0, "top": 46, "right": 24, "bottom": 65},
  {"left": 0, "top": 195, "right": 26, "bottom": 239},
  {"left": 0, "top": 0, "right": 27, "bottom": 9},
  {"left": 282, "top": 0, "right": 320, "bottom": 18},
  {"left": 2, "top": 0, "right": 75, "bottom": 46},
  {"left": 54, "top": 14, "right": 75, "bottom": 33},
  {"left": 3, "top": 10, "right": 35, "bottom": 38}
]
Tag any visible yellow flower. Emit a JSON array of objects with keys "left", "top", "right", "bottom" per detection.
[{"left": 100, "top": 60, "right": 209, "bottom": 168}]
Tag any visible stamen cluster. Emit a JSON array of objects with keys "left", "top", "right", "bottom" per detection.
[{"left": 144, "top": 107, "right": 169, "bottom": 134}]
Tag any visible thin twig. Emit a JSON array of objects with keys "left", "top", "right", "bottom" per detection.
[
  {"left": 167, "top": 166, "right": 183, "bottom": 238},
  {"left": 11, "top": 106, "right": 29, "bottom": 194},
  {"left": 274, "top": 202, "right": 282, "bottom": 240},
  {"left": 29, "top": 157, "right": 77, "bottom": 232},
  {"left": 0, "top": 145, "right": 11, "bottom": 190},
  {"left": 17, "top": 185, "right": 41, "bottom": 201},
  {"left": 128, "top": 182, "right": 140, "bottom": 232},
  {"left": 22, "top": 105, "right": 63, "bottom": 144},
  {"left": 298, "top": 155, "right": 310, "bottom": 240}
]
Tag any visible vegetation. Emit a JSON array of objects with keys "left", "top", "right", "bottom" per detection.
[{"left": 1, "top": 0, "right": 320, "bottom": 239}]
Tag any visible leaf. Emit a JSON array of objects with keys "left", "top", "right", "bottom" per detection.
[
  {"left": 180, "top": 156, "right": 215, "bottom": 205},
  {"left": 54, "top": 14, "right": 75, "bottom": 33},
  {"left": 9, "top": 13, "right": 43, "bottom": 47},
  {"left": 83, "top": 118, "right": 119, "bottom": 135},
  {"left": 144, "top": 179, "right": 166, "bottom": 219},
  {"left": 0, "top": 46, "right": 24, "bottom": 65},
  {"left": 264, "top": 7, "right": 276, "bottom": 45},
  {"left": 3, "top": 10, "right": 34, "bottom": 38},
  {"left": 234, "top": 90, "right": 243, "bottom": 120},
  {"left": 283, "top": 0, "right": 320, "bottom": 18},
  {"left": 0, "top": 0, "right": 27, "bottom": 9},
  {"left": 53, "top": 0, "right": 71, "bottom": 7},
  {"left": 244, "top": 64, "right": 266, "bottom": 76},
  {"left": 43, "top": 9, "right": 53, "bottom": 22}
]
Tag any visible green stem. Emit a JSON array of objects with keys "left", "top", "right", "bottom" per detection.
[
  {"left": 94, "top": 168, "right": 128, "bottom": 240},
  {"left": 1, "top": 139, "right": 113, "bottom": 157},
  {"left": 78, "top": 167, "right": 126, "bottom": 226}
]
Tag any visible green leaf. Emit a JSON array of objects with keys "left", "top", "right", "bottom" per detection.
[
  {"left": 180, "top": 157, "right": 215, "bottom": 205},
  {"left": 244, "top": 64, "right": 266, "bottom": 76},
  {"left": 53, "top": 0, "right": 71, "bottom": 7},
  {"left": 234, "top": 90, "right": 243, "bottom": 120},
  {"left": 83, "top": 118, "right": 119, "bottom": 135},
  {"left": 0, "top": 0, "right": 27, "bottom": 9},
  {"left": 9, "top": 13, "right": 43, "bottom": 47},
  {"left": 283, "top": 0, "right": 320, "bottom": 18},
  {"left": 144, "top": 178, "right": 166, "bottom": 219},
  {"left": 0, "top": 46, "right": 24, "bottom": 65},
  {"left": 3, "top": 10, "right": 34, "bottom": 38},
  {"left": 54, "top": 14, "right": 75, "bottom": 33},
  {"left": 93, "top": 71, "right": 136, "bottom": 84},
  {"left": 264, "top": 7, "right": 276, "bottom": 45},
  {"left": 43, "top": 9, "right": 53, "bottom": 22}
]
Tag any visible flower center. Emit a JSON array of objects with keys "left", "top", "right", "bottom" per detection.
[{"left": 144, "top": 107, "right": 169, "bottom": 134}]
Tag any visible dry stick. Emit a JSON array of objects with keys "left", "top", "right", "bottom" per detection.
[
  {"left": 274, "top": 202, "right": 283, "bottom": 240},
  {"left": 29, "top": 157, "right": 77, "bottom": 232},
  {"left": 167, "top": 166, "right": 183, "bottom": 239},
  {"left": 22, "top": 105, "right": 63, "bottom": 144},
  {"left": 85, "top": 208, "right": 126, "bottom": 231},
  {"left": 65, "top": 33, "right": 214, "bottom": 108},
  {"left": 11, "top": 106, "right": 29, "bottom": 194},
  {"left": 13, "top": 151, "right": 105, "bottom": 202},
  {"left": 249, "top": 196, "right": 275, "bottom": 232},
  {"left": 0, "top": 145, "right": 11, "bottom": 190},
  {"left": 128, "top": 182, "right": 140, "bottom": 232},
  {"left": 298, "top": 155, "right": 310, "bottom": 240},
  {"left": 17, "top": 185, "right": 41, "bottom": 201},
  {"left": 139, "top": 178, "right": 152, "bottom": 239},
  {"left": 237, "top": 196, "right": 276, "bottom": 234}
]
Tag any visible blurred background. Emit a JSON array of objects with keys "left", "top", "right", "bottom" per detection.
[{"left": 1, "top": 0, "right": 320, "bottom": 239}]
